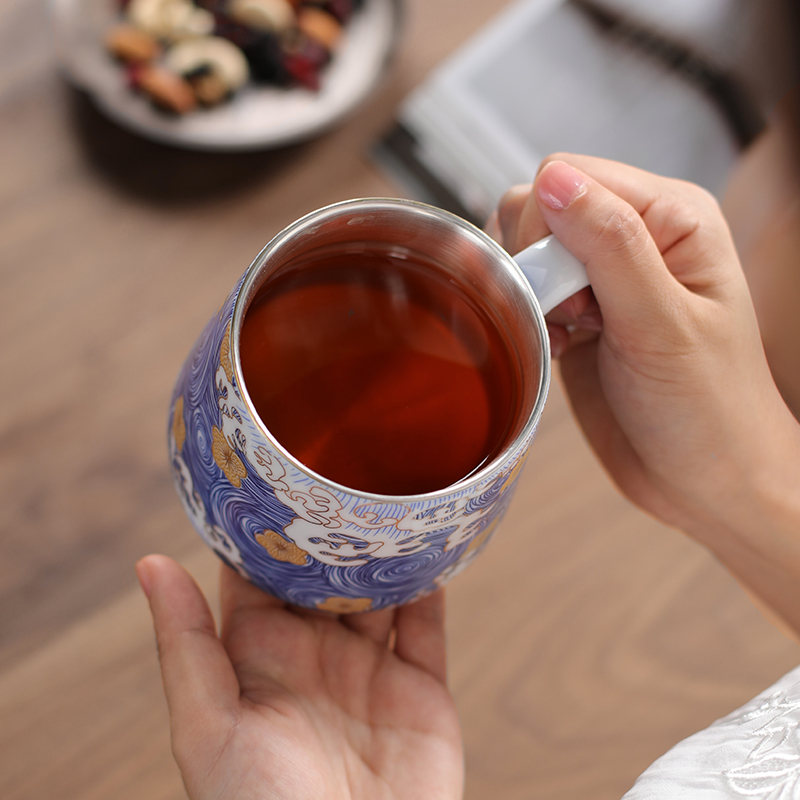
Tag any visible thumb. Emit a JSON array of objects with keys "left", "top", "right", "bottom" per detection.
[{"left": 533, "top": 160, "right": 682, "bottom": 333}]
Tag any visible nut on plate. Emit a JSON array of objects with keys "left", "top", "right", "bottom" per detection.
[
  {"left": 296, "top": 7, "right": 342, "bottom": 50},
  {"left": 190, "top": 72, "right": 231, "bottom": 105},
  {"left": 105, "top": 23, "right": 160, "bottom": 62},
  {"left": 126, "top": 0, "right": 214, "bottom": 40},
  {"left": 166, "top": 36, "right": 251, "bottom": 94},
  {"left": 136, "top": 64, "right": 198, "bottom": 113},
  {"left": 229, "top": 0, "right": 296, "bottom": 32}
]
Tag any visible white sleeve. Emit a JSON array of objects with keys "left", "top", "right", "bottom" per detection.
[{"left": 623, "top": 665, "right": 800, "bottom": 799}]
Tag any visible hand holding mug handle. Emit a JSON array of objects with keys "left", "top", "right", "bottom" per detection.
[
  {"left": 512, "top": 234, "right": 590, "bottom": 316},
  {"left": 495, "top": 155, "right": 800, "bottom": 639}
]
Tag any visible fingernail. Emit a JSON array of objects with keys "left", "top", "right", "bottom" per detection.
[
  {"left": 537, "top": 161, "right": 588, "bottom": 211},
  {"left": 577, "top": 307, "right": 603, "bottom": 331},
  {"left": 135, "top": 559, "right": 153, "bottom": 599},
  {"left": 546, "top": 323, "right": 567, "bottom": 359},
  {"left": 497, "top": 184, "right": 530, "bottom": 249},
  {"left": 484, "top": 210, "right": 503, "bottom": 245}
]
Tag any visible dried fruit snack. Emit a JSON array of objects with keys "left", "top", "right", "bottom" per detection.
[{"left": 107, "top": 0, "right": 366, "bottom": 114}]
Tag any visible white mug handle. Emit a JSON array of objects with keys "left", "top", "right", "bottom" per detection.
[{"left": 512, "top": 235, "right": 589, "bottom": 315}]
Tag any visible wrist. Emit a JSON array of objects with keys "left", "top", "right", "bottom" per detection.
[{"left": 682, "top": 401, "right": 800, "bottom": 635}]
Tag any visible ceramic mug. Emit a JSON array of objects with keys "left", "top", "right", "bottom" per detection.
[{"left": 168, "top": 198, "right": 588, "bottom": 612}]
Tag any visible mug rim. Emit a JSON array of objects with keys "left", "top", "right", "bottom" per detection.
[{"left": 230, "top": 196, "right": 551, "bottom": 502}]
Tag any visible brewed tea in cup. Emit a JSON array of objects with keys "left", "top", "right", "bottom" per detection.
[{"left": 239, "top": 241, "right": 522, "bottom": 496}]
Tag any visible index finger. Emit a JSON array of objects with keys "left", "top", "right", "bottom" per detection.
[
  {"left": 537, "top": 153, "right": 729, "bottom": 260},
  {"left": 136, "top": 556, "right": 240, "bottom": 763}
]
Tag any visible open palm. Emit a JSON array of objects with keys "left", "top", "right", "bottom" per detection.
[{"left": 136, "top": 555, "right": 464, "bottom": 800}]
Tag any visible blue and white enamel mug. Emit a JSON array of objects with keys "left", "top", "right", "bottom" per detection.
[{"left": 168, "top": 198, "right": 587, "bottom": 612}]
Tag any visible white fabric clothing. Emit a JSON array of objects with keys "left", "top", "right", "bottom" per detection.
[{"left": 624, "top": 665, "right": 800, "bottom": 799}]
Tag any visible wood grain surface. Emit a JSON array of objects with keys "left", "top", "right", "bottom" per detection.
[{"left": 2, "top": 1, "right": 798, "bottom": 798}]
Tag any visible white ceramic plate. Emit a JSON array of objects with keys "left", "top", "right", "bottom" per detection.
[{"left": 51, "top": 0, "right": 401, "bottom": 150}]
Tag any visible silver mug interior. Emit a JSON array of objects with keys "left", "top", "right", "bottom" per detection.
[{"left": 230, "top": 197, "right": 551, "bottom": 499}]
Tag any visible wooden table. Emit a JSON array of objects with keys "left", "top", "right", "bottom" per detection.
[{"left": 2, "top": 1, "right": 798, "bottom": 798}]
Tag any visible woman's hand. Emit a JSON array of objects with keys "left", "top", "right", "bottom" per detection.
[
  {"left": 493, "top": 154, "right": 800, "bottom": 634},
  {"left": 136, "top": 555, "right": 464, "bottom": 800}
]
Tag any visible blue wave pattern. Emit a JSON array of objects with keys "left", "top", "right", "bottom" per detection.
[{"left": 169, "top": 279, "right": 535, "bottom": 611}]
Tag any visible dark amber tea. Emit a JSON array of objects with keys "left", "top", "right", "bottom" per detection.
[{"left": 239, "top": 244, "right": 522, "bottom": 496}]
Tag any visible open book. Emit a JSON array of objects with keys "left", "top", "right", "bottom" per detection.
[{"left": 375, "top": 0, "right": 762, "bottom": 224}]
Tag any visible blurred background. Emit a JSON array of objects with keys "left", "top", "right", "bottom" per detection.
[{"left": 1, "top": 0, "right": 799, "bottom": 798}]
